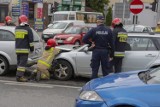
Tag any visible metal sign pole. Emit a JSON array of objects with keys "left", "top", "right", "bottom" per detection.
[
  {"left": 122, "top": 0, "right": 125, "bottom": 24},
  {"left": 133, "top": 14, "right": 136, "bottom": 31}
]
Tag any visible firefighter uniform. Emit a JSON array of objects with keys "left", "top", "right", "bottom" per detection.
[
  {"left": 15, "top": 20, "right": 34, "bottom": 82},
  {"left": 112, "top": 24, "right": 128, "bottom": 73},
  {"left": 29, "top": 39, "right": 60, "bottom": 81},
  {"left": 34, "top": 47, "right": 60, "bottom": 80},
  {"left": 82, "top": 15, "right": 114, "bottom": 79},
  {"left": 155, "top": 28, "right": 160, "bottom": 32},
  {"left": 155, "top": 21, "right": 160, "bottom": 33}
]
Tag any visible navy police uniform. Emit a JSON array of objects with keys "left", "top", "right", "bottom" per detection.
[
  {"left": 15, "top": 24, "right": 34, "bottom": 78},
  {"left": 82, "top": 16, "right": 114, "bottom": 79},
  {"left": 113, "top": 26, "right": 128, "bottom": 73}
]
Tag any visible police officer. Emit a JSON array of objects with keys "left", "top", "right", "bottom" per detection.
[
  {"left": 82, "top": 15, "right": 114, "bottom": 79},
  {"left": 5, "top": 16, "right": 16, "bottom": 26},
  {"left": 111, "top": 18, "right": 128, "bottom": 73},
  {"left": 15, "top": 15, "right": 34, "bottom": 82}
]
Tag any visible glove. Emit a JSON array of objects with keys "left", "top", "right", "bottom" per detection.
[{"left": 30, "top": 46, "right": 34, "bottom": 52}]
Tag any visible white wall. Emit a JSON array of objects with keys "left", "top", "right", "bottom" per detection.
[{"left": 130, "top": 3, "right": 157, "bottom": 27}]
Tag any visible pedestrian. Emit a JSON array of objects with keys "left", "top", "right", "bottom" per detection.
[
  {"left": 155, "top": 21, "right": 160, "bottom": 32},
  {"left": 82, "top": 15, "right": 114, "bottom": 79},
  {"left": 111, "top": 18, "right": 128, "bottom": 73},
  {"left": 5, "top": 16, "right": 16, "bottom": 26},
  {"left": 29, "top": 39, "right": 60, "bottom": 81},
  {"left": 15, "top": 15, "right": 34, "bottom": 82}
]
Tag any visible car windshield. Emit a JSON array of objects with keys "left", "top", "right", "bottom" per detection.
[
  {"left": 48, "top": 22, "right": 68, "bottom": 29},
  {"left": 124, "top": 25, "right": 143, "bottom": 32},
  {"left": 146, "top": 67, "right": 160, "bottom": 84},
  {"left": 64, "top": 26, "right": 81, "bottom": 34}
]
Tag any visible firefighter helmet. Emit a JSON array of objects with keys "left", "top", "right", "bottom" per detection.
[
  {"left": 18, "top": 15, "right": 28, "bottom": 24},
  {"left": 5, "top": 16, "right": 12, "bottom": 22},
  {"left": 47, "top": 39, "right": 57, "bottom": 47},
  {"left": 112, "top": 18, "right": 122, "bottom": 28}
]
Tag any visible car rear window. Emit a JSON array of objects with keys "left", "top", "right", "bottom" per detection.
[{"left": 0, "top": 30, "right": 15, "bottom": 41}]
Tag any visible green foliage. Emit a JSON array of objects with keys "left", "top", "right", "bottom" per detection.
[
  {"left": 105, "top": 7, "right": 112, "bottom": 26},
  {"left": 86, "top": 0, "right": 109, "bottom": 12}
]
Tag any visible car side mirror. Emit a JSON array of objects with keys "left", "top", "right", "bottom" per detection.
[
  {"left": 47, "top": 24, "right": 53, "bottom": 28},
  {"left": 84, "top": 47, "right": 89, "bottom": 53}
]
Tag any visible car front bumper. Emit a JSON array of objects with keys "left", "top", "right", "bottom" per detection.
[{"left": 75, "top": 99, "right": 108, "bottom": 107}]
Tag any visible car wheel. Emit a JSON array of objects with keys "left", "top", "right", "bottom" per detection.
[
  {"left": 0, "top": 56, "right": 9, "bottom": 75},
  {"left": 74, "top": 41, "right": 80, "bottom": 45},
  {"left": 52, "top": 60, "right": 73, "bottom": 81}
]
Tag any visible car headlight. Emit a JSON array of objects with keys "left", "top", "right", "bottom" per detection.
[
  {"left": 66, "top": 37, "right": 74, "bottom": 41},
  {"left": 79, "top": 91, "right": 103, "bottom": 101}
]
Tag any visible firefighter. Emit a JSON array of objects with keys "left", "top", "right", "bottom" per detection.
[
  {"left": 155, "top": 21, "right": 160, "bottom": 32},
  {"left": 29, "top": 39, "right": 60, "bottom": 81},
  {"left": 15, "top": 15, "right": 34, "bottom": 82},
  {"left": 82, "top": 15, "right": 114, "bottom": 79},
  {"left": 5, "top": 16, "right": 16, "bottom": 26},
  {"left": 112, "top": 18, "right": 128, "bottom": 73}
]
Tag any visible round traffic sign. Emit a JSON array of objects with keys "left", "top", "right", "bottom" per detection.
[{"left": 130, "top": 0, "right": 144, "bottom": 14}]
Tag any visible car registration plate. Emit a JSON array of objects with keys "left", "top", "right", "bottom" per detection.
[{"left": 57, "top": 40, "right": 63, "bottom": 43}]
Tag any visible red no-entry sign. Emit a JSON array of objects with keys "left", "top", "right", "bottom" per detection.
[{"left": 130, "top": 0, "right": 144, "bottom": 14}]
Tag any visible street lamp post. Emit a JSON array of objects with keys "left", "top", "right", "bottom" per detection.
[{"left": 104, "top": 4, "right": 108, "bottom": 23}]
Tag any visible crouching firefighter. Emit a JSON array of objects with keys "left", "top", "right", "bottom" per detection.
[
  {"left": 15, "top": 15, "right": 34, "bottom": 82},
  {"left": 29, "top": 39, "right": 60, "bottom": 81}
]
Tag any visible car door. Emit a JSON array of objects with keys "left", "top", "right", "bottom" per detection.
[
  {"left": 29, "top": 29, "right": 43, "bottom": 59},
  {"left": 122, "top": 37, "right": 159, "bottom": 72},
  {"left": 0, "top": 29, "right": 17, "bottom": 64},
  {"left": 76, "top": 47, "right": 92, "bottom": 75}
]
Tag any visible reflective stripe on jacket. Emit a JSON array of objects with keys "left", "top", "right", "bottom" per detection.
[
  {"left": 114, "top": 51, "right": 125, "bottom": 57},
  {"left": 16, "top": 49, "right": 29, "bottom": 53},
  {"left": 37, "top": 47, "right": 60, "bottom": 68}
]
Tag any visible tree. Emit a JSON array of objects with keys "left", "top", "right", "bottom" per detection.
[
  {"left": 86, "top": 0, "right": 109, "bottom": 12},
  {"left": 105, "top": 7, "right": 112, "bottom": 26}
]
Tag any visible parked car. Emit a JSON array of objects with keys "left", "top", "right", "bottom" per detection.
[
  {"left": 54, "top": 26, "right": 90, "bottom": 45},
  {"left": 0, "top": 26, "right": 44, "bottom": 75},
  {"left": 42, "top": 20, "right": 85, "bottom": 42},
  {"left": 124, "top": 25, "right": 153, "bottom": 32},
  {"left": 75, "top": 67, "right": 160, "bottom": 107},
  {"left": 51, "top": 32, "right": 160, "bottom": 80}
]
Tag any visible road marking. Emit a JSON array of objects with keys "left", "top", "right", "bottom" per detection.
[
  {"left": 130, "top": 5, "right": 143, "bottom": 9},
  {"left": 0, "top": 80, "right": 81, "bottom": 89}
]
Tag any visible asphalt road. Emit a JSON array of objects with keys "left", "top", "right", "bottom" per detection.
[
  {"left": 0, "top": 70, "right": 90, "bottom": 87},
  {"left": 0, "top": 70, "right": 91, "bottom": 107},
  {"left": 0, "top": 79, "right": 81, "bottom": 107}
]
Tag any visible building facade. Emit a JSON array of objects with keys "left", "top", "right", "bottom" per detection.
[
  {"left": 0, "top": 0, "right": 12, "bottom": 24},
  {"left": 1, "top": 0, "right": 86, "bottom": 30}
]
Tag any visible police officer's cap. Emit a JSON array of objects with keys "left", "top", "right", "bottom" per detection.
[{"left": 97, "top": 15, "right": 105, "bottom": 20}]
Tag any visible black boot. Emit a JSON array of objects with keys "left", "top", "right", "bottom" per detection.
[
  {"left": 28, "top": 72, "right": 37, "bottom": 81},
  {"left": 16, "top": 76, "right": 28, "bottom": 82}
]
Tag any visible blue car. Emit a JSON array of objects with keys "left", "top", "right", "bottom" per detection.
[{"left": 75, "top": 68, "right": 160, "bottom": 107}]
